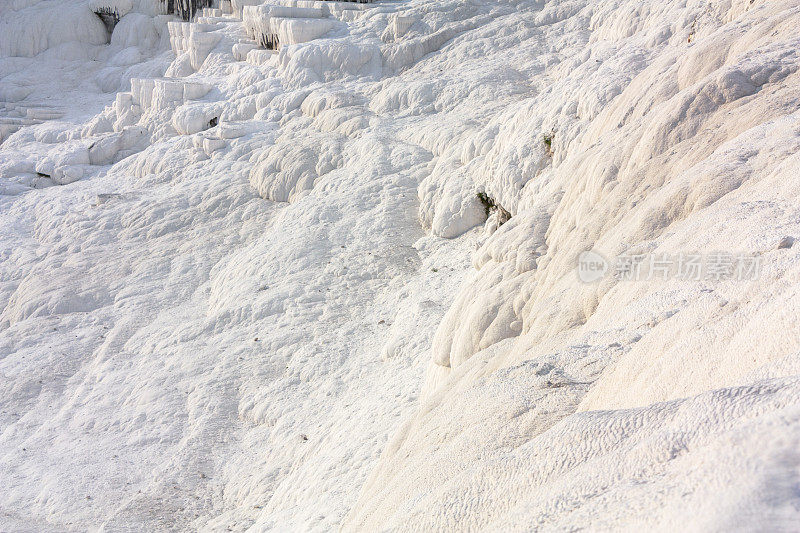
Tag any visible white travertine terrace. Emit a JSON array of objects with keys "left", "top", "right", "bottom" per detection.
[{"left": 1, "top": 0, "right": 800, "bottom": 530}]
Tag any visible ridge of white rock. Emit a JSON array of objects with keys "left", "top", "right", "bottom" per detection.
[
  {"left": 1, "top": 0, "right": 800, "bottom": 530},
  {"left": 242, "top": 5, "right": 337, "bottom": 50}
]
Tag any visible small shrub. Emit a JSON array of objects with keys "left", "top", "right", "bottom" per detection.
[
  {"left": 93, "top": 7, "right": 120, "bottom": 36},
  {"left": 542, "top": 131, "right": 554, "bottom": 156},
  {"left": 476, "top": 191, "right": 512, "bottom": 227},
  {"left": 476, "top": 191, "right": 496, "bottom": 217}
]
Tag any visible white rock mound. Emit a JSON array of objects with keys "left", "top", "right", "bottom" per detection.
[{"left": 1, "top": 0, "right": 800, "bottom": 531}]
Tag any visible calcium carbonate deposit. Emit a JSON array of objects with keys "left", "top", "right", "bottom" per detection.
[{"left": 1, "top": 0, "right": 799, "bottom": 530}]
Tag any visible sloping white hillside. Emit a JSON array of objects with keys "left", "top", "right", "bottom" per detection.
[{"left": 1, "top": 0, "right": 799, "bottom": 530}]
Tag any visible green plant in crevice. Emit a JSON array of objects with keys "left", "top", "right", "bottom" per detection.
[
  {"left": 476, "top": 191, "right": 496, "bottom": 217},
  {"left": 476, "top": 191, "right": 512, "bottom": 226},
  {"left": 543, "top": 131, "right": 554, "bottom": 156}
]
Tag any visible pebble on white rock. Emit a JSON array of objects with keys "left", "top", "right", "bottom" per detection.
[{"left": 172, "top": 102, "right": 224, "bottom": 135}]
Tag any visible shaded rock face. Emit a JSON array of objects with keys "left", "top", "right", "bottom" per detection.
[
  {"left": 93, "top": 7, "right": 120, "bottom": 37},
  {"left": 257, "top": 31, "right": 279, "bottom": 50},
  {"left": 161, "top": 0, "right": 213, "bottom": 21}
]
